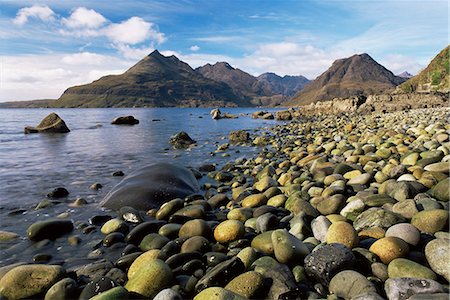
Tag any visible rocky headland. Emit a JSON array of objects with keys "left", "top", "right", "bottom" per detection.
[{"left": 1, "top": 105, "right": 449, "bottom": 299}]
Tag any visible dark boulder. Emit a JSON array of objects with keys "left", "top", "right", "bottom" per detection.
[
  {"left": 228, "top": 130, "right": 249, "bottom": 143},
  {"left": 111, "top": 116, "right": 139, "bottom": 125},
  {"left": 100, "top": 163, "right": 199, "bottom": 211},
  {"left": 170, "top": 132, "right": 196, "bottom": 149},
  {"left": 24, "top": 113, "right": 70, "bottom": 134}
]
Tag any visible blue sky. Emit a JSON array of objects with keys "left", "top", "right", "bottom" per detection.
[{"left": 0, "top": 0, "right": 448, "bottom": 101}]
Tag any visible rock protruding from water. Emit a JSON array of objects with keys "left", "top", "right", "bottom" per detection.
[
  {"left": 229, "top": 130, "right": 249, "bottom": 143},
  {"left": 100, "top": 163, "right": 199, "bottom": 211},
  {"left": 169, "top": 132, "right": 196, "bottom": 149},
  {"left": 111, "top": 116, "right": 139, "bottom": 125},
  {"left": 24, "top": 113, "right": 70, "bottom": 134}
]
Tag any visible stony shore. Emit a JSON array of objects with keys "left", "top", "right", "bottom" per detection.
[{"left": 0, "top": 107, "right": 449, "bottom": 300}]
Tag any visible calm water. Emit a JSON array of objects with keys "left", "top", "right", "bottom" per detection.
[{"left": 0, "top": 108, "right": 282, "bottom": 210}]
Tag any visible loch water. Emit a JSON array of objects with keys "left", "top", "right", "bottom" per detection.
[{"left": 0, "top": 107, "right": 281, "bottom": 211}]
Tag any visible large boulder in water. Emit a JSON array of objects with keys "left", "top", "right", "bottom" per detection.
[
  {"left": 111, "top": 116, "right": 139, "bottom": 125},
  {"left": 24, "top": 113, "right": 70, "bottom": 134},
  {"left": 100, "top": 163, "right": 199, "bottom": 211},
  {"left": 169, "top": 132, "right": 196, "bottom": 149}
]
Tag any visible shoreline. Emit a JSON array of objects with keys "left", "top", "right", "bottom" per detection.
[{"left": 0, "top": 107, "right": 449, "bottom": 299}]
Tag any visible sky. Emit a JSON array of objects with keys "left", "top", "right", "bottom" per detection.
[{"left": 0, "top": 0, "right": 448, "bottom": 102}]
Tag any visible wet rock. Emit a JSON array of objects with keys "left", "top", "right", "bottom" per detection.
[
  {"left": 329, "top": 270, "right": 377, "bottom": 299},
  {"left": 256, "top": 213, "right": 278, "bottom": 233},
  {"left": 384, "top": 278, "right": 444, "bottom": 300},
  {"left": 47, "top": 187, "right": 69, "bottom": 198},
  {"left": 425, "top": 238, "right": 450, "bottom": 281},
  {"left": 139, "top": 233, "right": 170, "bottom": 251},
  {"left": 127, "top": 250, "right": 162, "bottom": 279},
  {"left": 79, "top": 276, "right": 116, "bottom": 300},
  {"left": 251, "top": 231, "right": 274, "bottom": 255},
  {"left": 0, "top": 264, "right": 65, "bottom": 299},
  {"left": 111, "top": 115, "right": 139, "bottom": 125},
  {"left": 125, "top": 259, "right": 173, "bottom": 298},
  {"left": 228, "top": 130, "right": 249, "bottom": 143},
  {"left": 89, "top": 286, "right": 129, "bottom": 300},
  {"left": 170, "top": 131, "right": 196, "bottom": 149},
  {"left": 353, "top": 208, "right": 405, "bottom": 231},
  {"left": 24, "top": 113, "right": 70, "bottom": 134},
  {"left": 179, "top": 219, "right": 210, "bottom": 238},
  {"left": 27, "top": 219, "right": 73, "bottom": 241},
  {"left": 195, "top": 257, "right": 245, "bottom": 292},
  {"left": 214, "top": 220, "right": 245, "bottom": 244},
  {"left": 44, "top": 278, "right": 78, "bottom": 300},
  {"left": 224, "top": 271, "right": 265, "bottom": 298},
  {"left": 101, "top": 163, "right": 199, "bottom": 211},
  {"left": 0, "top": 230, "right": 19, "bottom": 242},
  {"left": 304, "top": 243, "right": 356, "bottom": 285},
  {"left": 275, "top": 110, "right": 292, "bottom": 121},
  {"left": 431, "top": 178, "right": 450, "bottom": 202},
  {"left": 75, "top": 260, "right": 113, "bottom": 281},
  {"left": 100, "top": 218, "right": 128, "bottom": 235},
  {"left": 272, "top": 229, "right": 310, "bottom": 264},
  {"left": 194, "top": 287, "right": 246, "bottom": 300},
  {"left": 119, "top": 206, "right": 144, "bottom": 223},
  {"left": 265, "top": 263, "right": 305, "bottom": 300}
]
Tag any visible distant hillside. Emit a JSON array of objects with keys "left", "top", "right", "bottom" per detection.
[
  {"left": 256, "top": 73, "right": 310, "bottom": 97},
  {"left": 56, "top": 50, "right": 249, "bottom": 108},
  {"left": 0, "top": 99, "right": 55, "bottom": 108},
  {"left": 399, "top": 45, "right": 449, "bottom": 93},
  {"left": 288, "top": 53, "right": 406, "bottom": 105},
  {"left": 196, "top": 62, "right": 309, "bottom": 106},
  {"left": 397, "top": 71, "right": 413, "bottom": 79}
]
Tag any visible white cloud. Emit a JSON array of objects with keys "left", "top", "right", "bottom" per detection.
[
  {"left": 0, "top": 53, "right": 132, "bottom": 101},
  {"left": 62, "top": 7, "right": 106, "bottom": 28},
  {"left": 190, "top": 45, "right": 200, "bottom": 52},
  {"left": 13, "top": 5, "right": 55, "bottom": 25},
  {"left": 380, "top": 54, "right": 423, "bottom": 76},
  {"left": 61, "top": 52, "right": 108, "bottom": 65},
  {"left": 114, "top": 44, "right": 155, "bottom": 60},
  {"left": 104, "top": 17, "right": 166, "bottom": 45}
]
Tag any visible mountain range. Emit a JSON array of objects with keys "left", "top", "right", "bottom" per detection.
[
  {"left": 287, "top": 53, "right": 407, "bottom": 105},
  {"left": 56, "top": 50, "right": 310, "bottom": 108}
]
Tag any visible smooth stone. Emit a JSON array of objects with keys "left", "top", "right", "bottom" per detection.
[
  {"left": 127, "top": 250, "right": 162, "bottom": 279},
  {"left": 326, "top": 221, "right": 359, "bottom": 249},
  {"left": 169, "top": 131, "right": 196, "bottom": 148},
  {"left": 100, "top": 218, "right": 128, "bottom": 235},
  {"left": 139, "top": 233, "right": 170, "bottom": 251},
  {"left": 254, "top": 176, "right": 277, "bottom": 192},
  {"left": 125, "top": 259, "right": 173, "bottom": 298},
  {"left": 271, "top": 229, "right": 310, "bottom": 264},
  {"left": 256, "top": 213, "right": 279, "bottom": 233},
  {"left": 402, "top": 152, "right": 419, "bottom": 166},
  {"left": 340, "top": 199, "right": 365, "bottom": 221},
  {"left": 115, "top": 252, "right": 142, "bottom": 270},
  {"left": 311, "top": 215, "right": 331, "bottom": 242},
  {"left": 348, "top": 173, "right": 372, "bottom": 185},
  {"left": 153, "top": 288, "right": 182, "bottom": 300},
  {"left": 265, "top": 263, "right": 303, "bottom": 300},
  {"left": 407, "top": 293, "right": 450, "bottom": 300},
  {"left": 304, "top": 243, "right": 356, "bottom": 285},
  {"left": 236, "top": 247, "right": 257, "bottom": 270},
  {"left": 125, "top": 220, "right": 167, "bottom": 245},
  {"left": 285, "top": 195, "right": 320, "bottom": 217},
  {"left": 363, "top": 194, "right": 397, "bottom": 207},
  {"left": 103, "top": 232, "right": 125, "bottom": 247},
  {"left": 181, "top": 236, "right": 210, "bottom": 253},
  {"left": 385, "top": 223, "right": 420, "bottom": 246},
  {"left": 194, "top": 287, "right": 246, "bottom": 300},
  {"left": 387, "top": 258, "right": 437, "bottom": 280},
  {"left": 425, "top": 238, "right": 450, "bottom": 281},
  {"left": 119, "top": 206, "right": 144, "bottom": 223},
  {"left": 227, "top": 207, "right": 253, "bottom": 222},
  {"left": 75, "top": 260, "right": 113, "bottom": 281},
  {"left": 46, "top": 187, "right": 69, "bottom": 198},
  {"left": 27, "top": 219, "right": 73, "bottom": 241},
  {"left": 316, "top": 194, "right": 345, "bottom": 215},
  {"left": 224, "top": 271, "right": 265, "bottom": 298},
  {"left": 44, "top": 278, "right": 78, "bottom": 300},
  {"left": 207, "top": 194, "right": 229, "bottom": 209},
  {"left": 179, "top": 219, "right": 210, "bottom": 238},
  {"left": 267, "top": 194, "right": 286, "bottom": 207},
  {"left": 89, "top": 286, "right": 129, "bottom": 300},
  {"left": 158, "top": 223, "right": 182, "bottom": 239},
  {"left": 431, "top": 177, "right": 450, "bottom": 202},
  {"left": 369, "top": 237, "right": 409, "bottom": 264},
  {"left": 173, "top": 205, "right": 205, "bottom": 219},
  {"left": 0, "top": 264, "right": 65, "bottom": 299},
  {"left": 392, "top": 199, "right": 419, "bottom": 219},
  {"left": 214, "top": 220, "right": 245, "bottom": 244},
  {"left": 241, "top": 194, "right": 268, "bottom": 208},
  {"left": 156, "top": 198, "right": 184, "bottom": 220},
  {"left": 397, "top": 174, "right": 417, "bottom": 182},
  {"left": 79, "top": 276, "right": 117, "bottom": 300},
  {"left": 251, "top": 231, "right": 274, "bottom": 255},
  {"left": 371, "top": 262, "right": 389, "bottom": 281},
  {"left": 101, "top": 163, "right": 199, "bottom": 211},
  {"left": 384, "top": 278, "right": 444, "bottom": 300},
  {"left": 424, "top": 162, "right": 450, "bottom": 173},
  {"left": 250, "top": 256, "right": 279, "bottom": 274},
  {"left": 0, "top": 230, "right": 19, "bottom": 242},
  {"left": 195, "top": 257, "right": 245, "bottom": 292},
  {"left": 411, "top": 209, "right": 448, "bottom": 234},
  {"left": 353, "top": 208, "right": 405, "bottom": 231},
  {"left": 329, "top": 270, "right": 377, "bottom": 299}
]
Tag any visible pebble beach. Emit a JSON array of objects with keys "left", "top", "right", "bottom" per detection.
[{"left": 0, "top": 107, "right": 449, "bottom": 300}]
